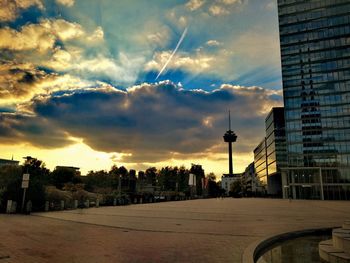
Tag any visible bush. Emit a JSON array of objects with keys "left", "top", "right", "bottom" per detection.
[{"left": 46, "top": 186, "right": 73, "bottom": 203}]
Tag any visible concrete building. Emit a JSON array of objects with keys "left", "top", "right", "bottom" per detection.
[
  {"left": 241, "top": 162, "right": 262, "bottom": 196},
  {"left": 221, "top": 173, "right": 241, "bottom": 195},
  {"left": 278, "top": 0, "right": 350, "bottom": 200}
]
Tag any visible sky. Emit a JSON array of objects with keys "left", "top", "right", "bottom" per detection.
[{"left": 0, "top": 0, "right": 283, "bottom": 176}]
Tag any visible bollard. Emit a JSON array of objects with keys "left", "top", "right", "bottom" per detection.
[
  {"left": 26, "top": 200, "right": 32, "bottom": 214},
  {"left": 96, "top": 199, "right": 99, "bottom": 208},
  {"left": 74, "top": 200, "right": 78, "bottom": 209},
  {"left": 45, "top": 201, "right": 49, "bottom": 212},
  {"left": 113, "top": 198, "right": 117, "bottom": 206},
  {"left": 60, "top": 200, "right": 65, "bottom": 210},
  {"left": 85, "top": 199, "right": 90, "bottom": 208},
  {"left": 140, "top": 197, "right": 143, "bottom": 204},
  {"left": 6, "top": 200, "right": 12, "bottom": 214}
]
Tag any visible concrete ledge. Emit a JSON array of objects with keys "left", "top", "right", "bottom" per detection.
[
  {"left": 344, "top": 221, "right": 350, "bottom": 230},
  {"left": 319, "top": 246, "right": 350, "bottom": 263},
  {"left": 242, "top": 227, "right": 335, "bottom": 263},
  {"left": 333, "top": 229, "right": 350, "bottom": 251},
  {"left": 319, "top": 239, "right": 343, "bottom": 262}
]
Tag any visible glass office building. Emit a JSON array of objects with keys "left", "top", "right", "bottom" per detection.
[
  {"left": 278, "top": 0, "right": 350, "bottom": 200},
  {"left": 254, "top": 138, "right": 267, "bottom": 192},
  {"left": 265, "top": 107, "right": 287, "bottom": 196},
  {"left": 254, "top": 108, "right": 287, "bottom": 196}
]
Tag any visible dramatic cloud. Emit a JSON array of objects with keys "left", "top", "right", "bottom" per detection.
[
  {"left": 209, "top": 4, "right": 230, "bottom": 16},
  {"left": 0, "top": 82, "right": 282, "bottom": 164},
  {"left": 55, "top": 0, "right": 74, "bottom": 7},
  {"left": 0, "top": 0, "right": 43, "bottom": 21},
  {"left": 0, "top": 60, "right": 97, "bottom": 107},
  {"left": 206, "top": 40, "right": 221, "bottom": 46},
  {"left": 43, "top": 51, "right": 145, "bottom": 85},
  {"left": 185, "top": 0, "right": 205, "bottom": 11},
  {"left": 0, "top": 61, "right": 48, "bottom": 104},
  {"left": 0, "top": 18, "right": 102, "bottom": 52},
  {"left": 145, "top": 51, "right": 214, "bottom": 75},
  {"left": 208, "top": 0, "right": 244, "bottom": 16},
  {"left": 0, "top": 113, "right": 73, "bottom": 148}
]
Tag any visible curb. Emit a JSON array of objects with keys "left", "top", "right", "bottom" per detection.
[{"left": 241, "top": 227, "right": 336, "bottom": 263}]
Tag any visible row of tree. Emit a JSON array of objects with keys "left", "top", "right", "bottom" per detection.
[{"left": 0, "top": 157, "right": 224, "bottom": 212}]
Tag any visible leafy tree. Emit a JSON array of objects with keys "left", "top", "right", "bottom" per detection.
[
  {"left": 177, "top": 166, "right": 189, "bottom": 192},
  {"left": 117, "top": 166, "right": 128, "bottom": 178},
  {"left": 108, "top": 165, "right": 121, "bottom": 189},
  {"left": 206, "top": 173, "right": 224, "bottom": 197},
  {"left": 157, "top": 166, "right": 178, "bottom": 191},
  {"left": 23, "top": 157, "right": 50, "bottom": 211},
  {"left": 145, "top": 167, "right": 157, "bottom": 185},
  {"left": 50, "top": 167, "right": 79, "bottom": 189},
  {"left": 0, "top": 165, "right": 22, "bottom": 212},
  {"left": 229, "top": 180, "right": 242, "bottom": 197},
  {"left": 207, "top": 173, "right": 216, "bottom": 181},
  {"left": 82, "top": 170, "right": 110, "bottom": 192}
]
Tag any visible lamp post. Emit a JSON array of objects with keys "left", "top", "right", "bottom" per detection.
[{"left": 21, "top": 156, "right": 33, "bottom": 213}]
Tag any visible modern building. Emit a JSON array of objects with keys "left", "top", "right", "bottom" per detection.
[
  {"left": 254, "top": 138, "right": 267, "bottom": 193},
  {"left": 253, "top": 107, "right": 287, "bottom": 196},
  {"left": 0, "top": 158, "right": 19, "bottom": 166},
  {"left": 278, "top": 0, "right": 350, "bottom": 200},
  {"left": 265, "top": 107, "right": 287, "bottom": 196}
]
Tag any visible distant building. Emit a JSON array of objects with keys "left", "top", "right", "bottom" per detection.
[
  {"left": 254, "top": 138, "right": 267, "bottom": 193},
  {"left": 221, "top": 173, "right": 241, "bottom": 195},
  {"left": 265, "top": 107, "right": 287, "bottom": 197},
  {"left": 55, "top": 166, "right": 81, "bottom": 176},
  {"left": 278, "top": 0, "right": 350, "bottom": 200},
  {"left": 253, "top": 108, "right": 287, "bottom": 196},
  {"left": 0, "top": 158, "right": 19, "bottom": 166},
  {"left": 241, "top": 162, "right": 262, "bottom": 196},
  {"left": 55, "top": 166, "right": 80, "bottom": 171}
]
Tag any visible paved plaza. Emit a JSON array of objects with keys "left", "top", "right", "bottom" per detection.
[{"left": 0, "top": 198, "right": 349, "bottom": 263}]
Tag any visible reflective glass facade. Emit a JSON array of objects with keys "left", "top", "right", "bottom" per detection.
[
  {"left": 265, "top": 107, "right": 287, "bottom": 196},
  {"left": 254, "top": 138, "right": 267, "bottom": 189},
  {"left": 278, "top": 0, "right": 350, "bottom": 200},
  {"left": 254, "top": 108, "right": 287, "bottom": 196}
]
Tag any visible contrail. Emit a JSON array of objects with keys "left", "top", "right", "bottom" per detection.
[{"left": 155, "top": 27, "right": 188, "bottom": 80}]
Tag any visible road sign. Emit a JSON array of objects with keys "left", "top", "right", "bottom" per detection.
[
  {"left": 22, "top": 173, "right": 30, "bottom": 181},
  {"left": 21, "top": 181, "right": 29, "bottom": 188}
]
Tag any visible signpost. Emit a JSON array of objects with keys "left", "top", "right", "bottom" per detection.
[{"left": 21, "top": 173, "right": 30, "bottom": 212}]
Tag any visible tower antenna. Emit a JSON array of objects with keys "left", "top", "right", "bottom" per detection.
[{"left": 229, "top": 110, "right": 231, "bottom": 130}]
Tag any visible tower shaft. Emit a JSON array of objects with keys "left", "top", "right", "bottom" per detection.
[{"left": 228, "top": 141, "right": 233, "bottom": 175}]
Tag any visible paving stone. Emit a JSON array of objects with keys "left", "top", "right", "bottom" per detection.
[{"left": 0, "top": 198, "right": 349, "bottom": 263}]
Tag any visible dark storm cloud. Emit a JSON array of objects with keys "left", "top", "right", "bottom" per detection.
[
  {"left": 0, "top": 112, "right": 73, "bottom": 147},
  {"left": 0, "top": 81, "right": 282, "bottom": 162}
]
